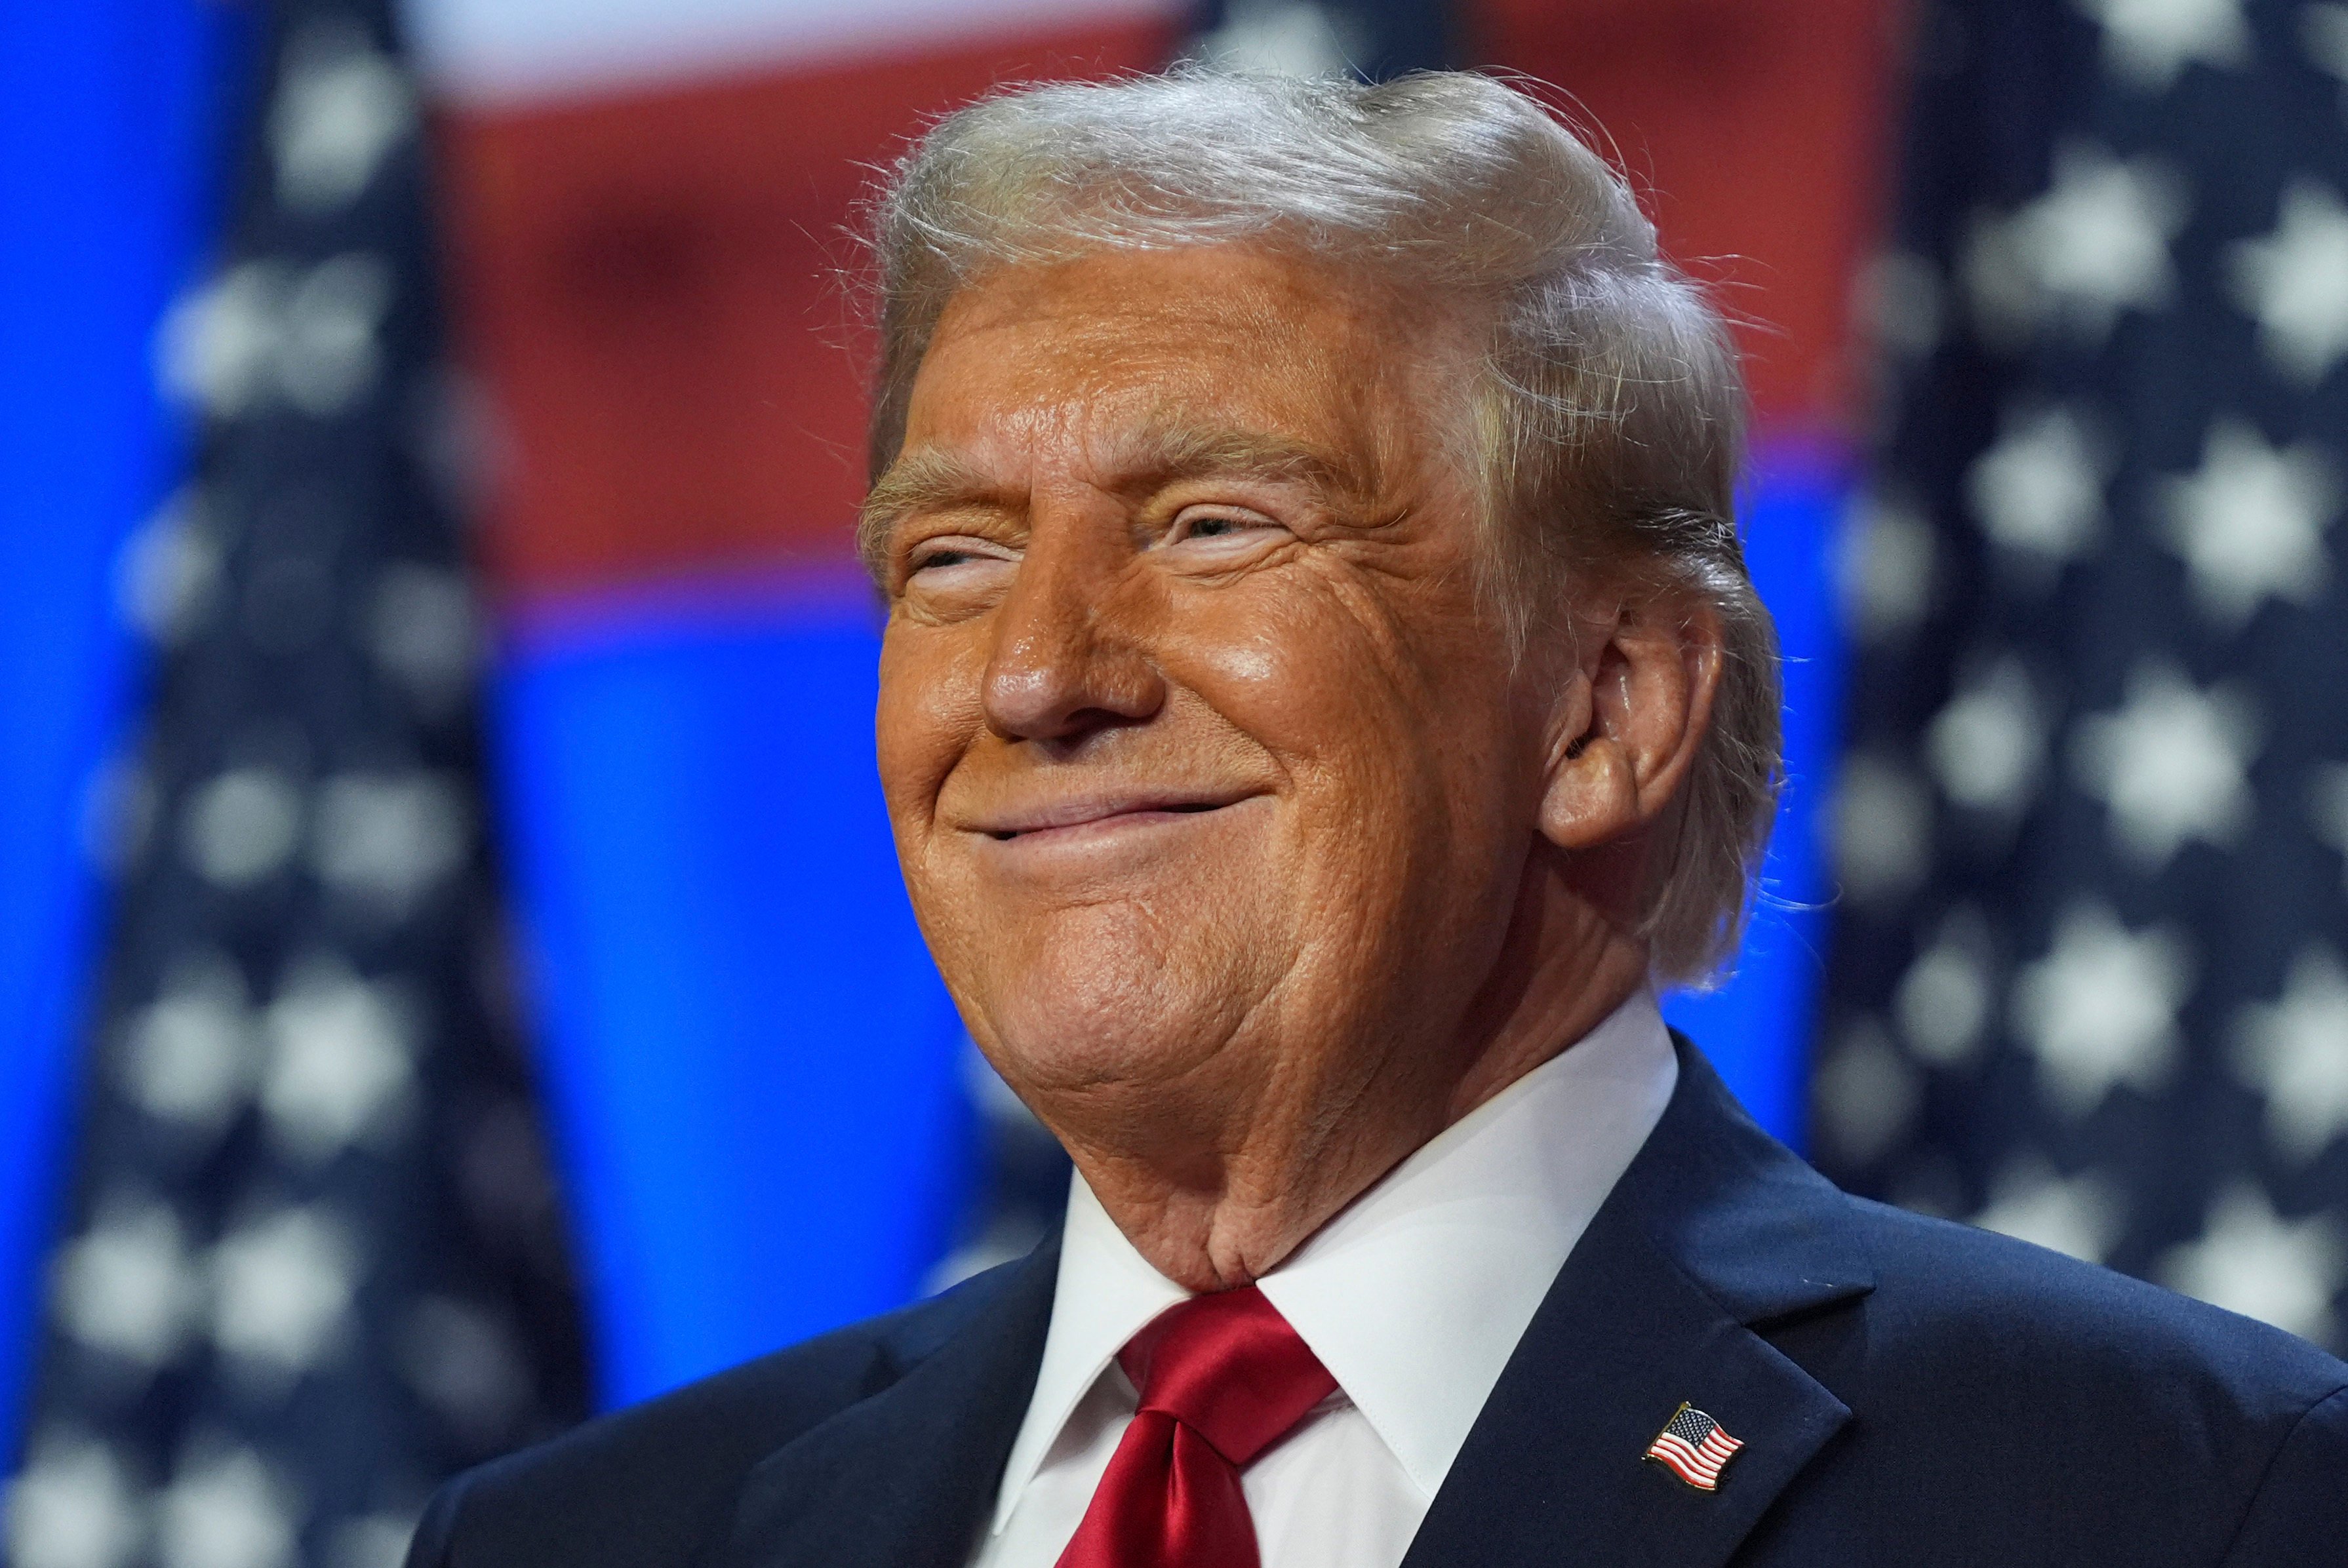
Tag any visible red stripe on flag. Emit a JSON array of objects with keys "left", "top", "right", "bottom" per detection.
[
  {"left": 1462, "top": 0, "right": 1894, "bottom": 429},
  {"left": 1648, "top": 1442, "right": 1720, "bottom": 1488},
  {"left": 437, "top": 18, "right": 1176, "bottom": 603},
  {"left": 1648, "top": 1428, "right": 1740, "bottom": 1490},
  {"left": 1653, "top": 1436, "right": 1716, "bottom": 1466}
]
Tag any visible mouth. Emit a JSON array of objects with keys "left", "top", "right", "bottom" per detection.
[{"left": 965, "top": 791, "right": 1253, "bottom": 843}]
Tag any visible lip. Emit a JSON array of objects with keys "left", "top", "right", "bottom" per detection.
[{"left": 963, "top": 789, "right": 1257, "bottom": 842}]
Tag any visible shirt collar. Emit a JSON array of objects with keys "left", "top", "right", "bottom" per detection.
[{"left": 987, "top": 989, "right": 1679, "bottom": 1532}]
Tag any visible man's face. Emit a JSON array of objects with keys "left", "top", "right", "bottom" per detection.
[{"left": 871, "top": 245, "right": 1555, "bottom": 1152}]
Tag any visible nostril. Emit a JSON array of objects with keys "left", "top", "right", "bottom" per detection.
[{"left": 1063, "top": 705, "right": 1145, "bottom": 736}]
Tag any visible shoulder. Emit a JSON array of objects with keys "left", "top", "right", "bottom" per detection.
[
  {"left": 1841, "top": 1193, "right": 2345, "bottom": 1408},
  {"left": 1761, "top": 1193, "right": 2348, "bottom": 1564},
  {"left": 403, "top": 1263, "right": 1033, "bottom": 1568}
]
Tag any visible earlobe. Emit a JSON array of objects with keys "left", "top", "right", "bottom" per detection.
[
  {"left": 1532, "top": 595, "right": 1724, "bottom": 854},
  {"left": 1535, "top": 662, "right": 1633, "bottom": 851},
  {"left": 1538, "top": 735, "right": 1638, "bottom": 850}
]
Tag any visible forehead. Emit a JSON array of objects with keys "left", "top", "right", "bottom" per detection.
[{"left": 898, "top": 246, "right": 1469, "bottom": 469}]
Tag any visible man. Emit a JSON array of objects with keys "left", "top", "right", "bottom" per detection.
[{"left": 408, "top": 71, "right": 2347, "bottom": 1568}]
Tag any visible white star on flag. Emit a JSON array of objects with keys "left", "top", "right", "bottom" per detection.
[
  {"left": 154, "top": 1444, "right": 300, "bottom": 1568},
  {"left": 2157, "top": 420, "right": 2339, "bottom": 629},
  {"left": 2012, "top": 901, "right": 2194, "bottom": 1118},
  {"left": 1927, "top": 657, "right": 2046, "bottom": 814},
  {"left": 208, "top": 1206, "right": 361, "bottom": 1382},
  {"left": 366, "top": 562, "right": 479, "bottom": 715},
  {"left": 2229, "top": 180, "right": 2348, "bottom": 384},
  {"left": 50, "top": 1193, "right": 202, "bottom": 1369},
  {"left": 1968, "top": 144, "right": 2189, "bottom": 343},
  {"left": 1838, "top": 486, "right": 1938, "bottom": 642},
  {"left": 2075, "top": 0, "right": 2252, "bottom": 90},
  {"left": 3, "top": 1432, "right": 148, "bottom": 1568},
  {"left": 118, "top": 951, "right": 261, "bottom": 1139},
  {"left": 157, "top": 262, "right": 288, "bottom": 417},
  {"left": 1966, "top": 403, "right": 2112, "bottom": 571},
  {"left": 1972, "top": 1156, "right": 2128, "bottom": 1263},
  {"left": 1814, "top": 1021, "right": 1921, "bottom": 1165},
  {"left": 2069, "top": 660, "right": 2260, "bottom": 869},
  {"left": 157, "top": 254, "right": 394, "bottom": 420},
  {"left": 1833, "top": 753, "right": 1935, "bottom": 904},
  {"left": 179, "top": 768, "right": 304, "bottom": 890},
  {"left": 115, "top": 486, "right": 224, "bottom": 649},
  {"left": 2231, "top": 945, "right": 2348, "bottom": 1164},
  {"left": 1895, "top": 907, "right": 1997, "bottom": 1067},
  {"left": 273, "top": 253, "right": 395, "bottom": 416},
  {"left": 270, "top": 18, "right": 415, "bottom": 214},
  {"left": 309, "top": 771, "right": 471, "bottom": 916},
  {"left": 2159, "top": 1184, "right": 2346, "bottom": 1344},
  {"left": 261, "top": 958, "right": 417, "bottom": 1162}
]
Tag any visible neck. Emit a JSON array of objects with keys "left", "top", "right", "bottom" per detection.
[{"left": 1048, "top": 865, "right": 1650, "bottom": 1293}]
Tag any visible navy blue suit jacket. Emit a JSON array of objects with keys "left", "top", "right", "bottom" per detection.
[{"left": 407, "top": 1040, "right": 2348, "bottom": 1567}]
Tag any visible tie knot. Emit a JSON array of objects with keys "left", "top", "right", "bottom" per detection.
[{"left": 1117, "top": 1286, "right": 1337, "bottom": 1468}]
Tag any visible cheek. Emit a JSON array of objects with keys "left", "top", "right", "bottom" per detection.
[
  {"left": 1182, "top": 576, "right": 1530, "bottom": 909},
  {"left": 1182, "top": 579, "right": 1479, "bottom": 805},
  {"left": 875, "top": 626, "right": 983, "bottom": 833},
  {"left": 1184, "top": 581, "right": 1389, "bottom": 724}
]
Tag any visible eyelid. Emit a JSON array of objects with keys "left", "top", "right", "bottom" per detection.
[
  {"left": 1166, "top": 501, "right": 1284, "bottom": 540},
  {"left": 906, "top": 532, "right": 1018, "bottom": 567}
]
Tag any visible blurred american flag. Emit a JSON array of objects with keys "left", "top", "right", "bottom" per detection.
[
  {"left": 1817, "top": 0, "right": 2348, "bottom": 1352},
  {"left": 6, "top": 4, "right": 589, "bottom": 1564}
]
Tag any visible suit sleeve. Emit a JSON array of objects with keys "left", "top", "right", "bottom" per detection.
[
  {"left": 2219, "top": 1384, "right": 2348, "bottom": 1567},
  {"left": 403, "top": 1471, "right": 475, "bottom": 1568}
]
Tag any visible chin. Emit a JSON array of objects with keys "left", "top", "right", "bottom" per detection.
[
  {"left": 984, "top": 974, "right": 1231, "bottom": 1093},
  {"left": 962, "top": 923, "right": 1273, "bottom": 1105}
]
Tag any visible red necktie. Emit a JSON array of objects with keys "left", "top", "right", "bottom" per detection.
[{"left": 1054, "top": 1286, "right": 1337, "bottom": 1568}]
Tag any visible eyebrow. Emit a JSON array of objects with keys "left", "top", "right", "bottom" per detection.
[
  {"left": 857, "top": 449, "right": 1005, "bottom": 576},
  {"left": 856, "top": 419, "right": 1378, "bottom": 578}
]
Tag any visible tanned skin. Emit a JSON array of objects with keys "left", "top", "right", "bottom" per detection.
[{"left": 867, "top": 245, "right": 1724, "bottom": 1293}]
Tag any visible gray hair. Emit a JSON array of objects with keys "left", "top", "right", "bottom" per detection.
[{"left": 860, "top": 69, "right": 1781, "bottom": 985}]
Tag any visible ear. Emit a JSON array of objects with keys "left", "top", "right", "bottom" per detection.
[{"left": 1536, "top": 591, "right": 1726, "bottom": 853}]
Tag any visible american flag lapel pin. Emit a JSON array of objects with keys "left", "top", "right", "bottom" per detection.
[{"left": 1644, "top": 1401, "right": 1744, "bottom": 1491}]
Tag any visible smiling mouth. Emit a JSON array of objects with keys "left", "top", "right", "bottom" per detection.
[
  {"left": 972, "top": 796, "right": 1248, "bottom": 842},
  {"left": 985, "top": 802, "right": 1224, "bottom": 841}
]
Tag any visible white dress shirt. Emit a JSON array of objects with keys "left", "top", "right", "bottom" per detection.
[{"left": 968, "top": 990, "right": 1680, "bottom": 1568}]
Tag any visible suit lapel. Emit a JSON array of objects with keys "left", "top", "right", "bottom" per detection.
[
  {"left": 1401, "top": 1042, "right": 1873, "bottom": 1568},
  {"left": 697, "top": 1042, "right": 1865, "bottom": 1568},
  {"left": 702, "top": 1239, "right": 1059, "bottom": 1568}
]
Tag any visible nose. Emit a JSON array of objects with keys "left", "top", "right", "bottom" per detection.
[{"left": 981, "top": 511, "right": 1165, "bottom": 745}]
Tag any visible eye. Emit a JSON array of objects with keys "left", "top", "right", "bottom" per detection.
[
  {"left": 904, "top": 534, "right": 1014, "bottom": 578},
  {"left": 895, "top": 534, "right": 1018, "bottom": 616},
  {"left": 1165, "top": 505, "right": 1283, "bottom": 550}
]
